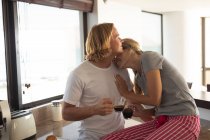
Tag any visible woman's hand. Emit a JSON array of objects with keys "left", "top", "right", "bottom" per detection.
[
  {"left": 127, "top": 104, "right": 144, "bottom": 116},
  {"left": 128, "top": 104, "right": 154, "bottom": 122},
  {"left": 115, "top": 74, "right": 129, "bottom": 97}
]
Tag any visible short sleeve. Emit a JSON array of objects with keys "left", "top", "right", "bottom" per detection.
[
  {"left": 142, "top": 52, "right": 164, "bottom": 73},
  {"left": 63, "top": 72, "right": 84, "bottom": 105}
]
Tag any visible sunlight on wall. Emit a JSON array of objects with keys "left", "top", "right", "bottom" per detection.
[
  {"left": 97, "top": 0, "right": 143, "bottom": 43},
  {"left": 163, "top": 11, "right": 202, "bottom": 88}
]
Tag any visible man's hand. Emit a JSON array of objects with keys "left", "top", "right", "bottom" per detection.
[{"left": 93, "top": 98, "right": 114, "bottom": 116}]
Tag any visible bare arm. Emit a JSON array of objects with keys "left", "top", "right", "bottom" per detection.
[
  {"left": 128, "top": 104, "right": 155, "bottom": 122},
  {"left": 115, "top": 69, "right": 162, "bottom": 106},
  {"left": 136, "top": 108, "right": 155, "bottom": 122},
  {"left": 62, "top": 98, "right": 114, "bottom": 121},
  {"left": 135, "top": 109, "right": 155, "bottom": 122}
]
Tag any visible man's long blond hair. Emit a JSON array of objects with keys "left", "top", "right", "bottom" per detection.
[{"left": 86, "top": 23, "right": 114, "bottom": 62}]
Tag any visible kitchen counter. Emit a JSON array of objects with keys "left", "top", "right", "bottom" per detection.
[
  {"left": 36, "top": 117, "right": 142, "bottom": 140},
  {"left": 190, "top": 90, "right": 210, "bottom": 101},
  {"left": 190, "top": 90, "right": 210, "bottom": 109},
  {"left": 37, "top": 121, "right": 80, "bottom": 140}
]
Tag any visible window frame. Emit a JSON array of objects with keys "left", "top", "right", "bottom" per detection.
[
  {"left": 201, "top": 17, "right": 210, "bottom": 86},
  {"left": 2, "top": 0, "right": 88, "bottom": 110},
  {"left": 0, "top": 0, "right": 8, "bottom": 101},
  {"left": 10, "top": 0, "right": 94, "bottom": 12}
]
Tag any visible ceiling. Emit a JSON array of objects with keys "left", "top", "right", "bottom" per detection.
[{"left": 112, "top": 0, "right": 210, "bottom": 13}]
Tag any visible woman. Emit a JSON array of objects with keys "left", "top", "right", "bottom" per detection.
[
  {"left": 102, "top": 38, "right": 200, "bottom": 140},
  {"left": 62, "top": 23, "right": 131, "bottom": 140}
]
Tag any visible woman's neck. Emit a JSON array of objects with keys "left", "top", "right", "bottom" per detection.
[{"left": 130, "top": 54, "right": 142, "bottom": 73}]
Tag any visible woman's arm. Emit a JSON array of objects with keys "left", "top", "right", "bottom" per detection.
[
  {"left": 115, "top": 69, "right": 162, "bottom": 106},
  {"left": 129, "top": 104, "right": 155, "bottom": 122}
]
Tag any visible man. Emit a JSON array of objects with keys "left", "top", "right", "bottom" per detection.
[{"left": 62, "top": 23, "right": 131, "bottom": 140}]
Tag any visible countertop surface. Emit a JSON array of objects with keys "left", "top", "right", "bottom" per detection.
[
  {"left": 37, "top": 118, "right": 142, "bottom": 140},
  {"left": 190, "top": 90, "right": 210, "bottom": 102},
  {"left": 37, "top": 121, "right": 80, "bottom": 140}
]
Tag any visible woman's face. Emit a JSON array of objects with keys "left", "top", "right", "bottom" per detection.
[
  {"left": 115, "top": 49, "right": 130, "bottom": 69},
  {"left": 110, "top": 26, "right": 123, "bottom": 55}
]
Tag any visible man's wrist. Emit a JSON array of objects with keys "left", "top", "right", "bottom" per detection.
[{"left": 90, "top": 105, "right": 97, "bottom": 116}]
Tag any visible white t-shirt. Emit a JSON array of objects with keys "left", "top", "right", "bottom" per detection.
[{"left": 63, "top": 60, "right": 131, "bottom": 140}]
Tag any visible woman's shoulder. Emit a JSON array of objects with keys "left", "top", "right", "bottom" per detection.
[
  {"left": 141, "top": 51, "right": 164, "bottom": 72},
  {"left": 143, "top": 51, "right": 162, "bottom": 57},
  {"left": 142, "top": 51, "right": 163, "bottom": 61}
]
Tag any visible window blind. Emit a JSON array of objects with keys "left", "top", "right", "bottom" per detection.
[{"left": 10, "top": 0, "right": 94, "bottom": 12}]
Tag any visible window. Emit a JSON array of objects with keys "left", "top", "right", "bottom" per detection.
[
  {"left": 141, "top": 11, "right": 163, "bottom": 54},
  {"left": 202, "top": 17, "right": 210, "bottom": 85},
  {"left": 17, "top": 2, "right": 83, "bottom": 104},
  {"left": 0, "top": 0, "right": 8, "bottom": 100}
]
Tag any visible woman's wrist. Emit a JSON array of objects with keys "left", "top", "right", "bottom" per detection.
[{"left": 124, "top": 91, "right": 132, "bottom": 99}]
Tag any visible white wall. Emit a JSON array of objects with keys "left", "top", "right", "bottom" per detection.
[
  {"left": 87, "top": 0, "right": 99, "bottom": 33},
  {"left": 87, "top": 0, "right": 143, "bottom": 43},
  {"left": 163, "top": 11, "right": 202, "bottom": 88},
  {"left": 163, "top": 12, "right": 186, "bottom": 73}
]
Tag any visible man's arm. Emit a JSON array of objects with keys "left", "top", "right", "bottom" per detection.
[{"left": 62, "top": 98, "right": 114, "bottom": 121}]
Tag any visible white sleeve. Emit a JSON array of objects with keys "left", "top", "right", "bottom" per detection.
[{"left": 63, "top": 72, "right": 84, "bottom": 105}]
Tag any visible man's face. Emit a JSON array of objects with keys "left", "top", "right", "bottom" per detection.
[{"left": 110, "top": 27, "right": 123, "bottom": 55}]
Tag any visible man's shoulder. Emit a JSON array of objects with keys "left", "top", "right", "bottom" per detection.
[
  {"left": 73, "top": 60, "right": 90, "bottom": 71},
  {"left": 69, "top": 61, "right": 89, "bottom": 77}
]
